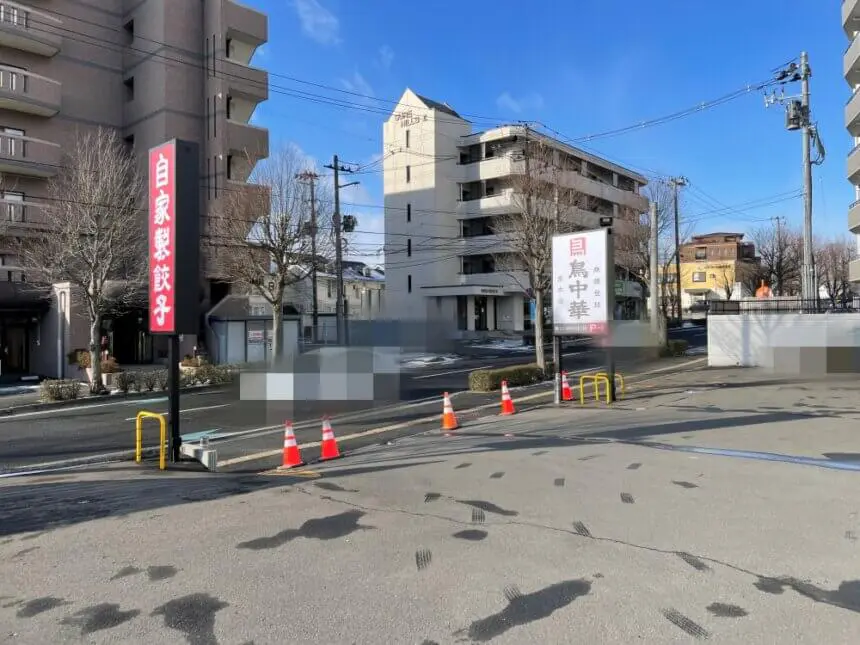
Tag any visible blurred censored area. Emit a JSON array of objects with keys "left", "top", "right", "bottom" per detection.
[{"left": 228, "top": 319, "right": 455, "bottom": 424}]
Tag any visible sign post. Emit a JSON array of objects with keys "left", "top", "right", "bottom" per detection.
[
  {"left": 148, "top": 139, "right": 200, "bottom": 462},
  {"left": 551, "top": 228, "right": 615, "bottom": 401}
]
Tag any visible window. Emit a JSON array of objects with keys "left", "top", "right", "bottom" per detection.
[
  {"left": 0, "top": 65, "right": 24, "bottom": 93},
  {"left": 226, "top": 37, "right": 234, "bottom": 59},
  {"left": 327, "top": 280, "right": 332, "bottom": 298},
  {"left": 2, "top": 190, "right": 23, "bottom": 222},
  {"left": 694, "top": 247, "right": 706, "bottom": 260},
  {"left": 406, "top": 203, "right": 411, "bottom": 222},
  {"left": 405, "top": 165, "right": 411, "bottom": 183},
  {"left": 407, "top": 275, "right": 412, "bottom": 293},
  {"left": 407, "top": 239, "right": 411, "bottom": 257},
  {"left": 226, "top": 154, "right": 233, "bottom": 180},
  {"left": 123, "top": 19, "right": 134, "bottom": 45},
  {"left": 123, "top": 76, "right": 134, "bottom": 101},
  {"left": 226, "top": 96, "right": 233, "bottom": 119},
  {"left": 405, "top": 130, "right": 410, "bottom": 148},
  {"left": 692, "top": 271, "right": 707, "bottom": 283},
  {"left": 2, "top": 127, "right": 24, "bottom": 157}
]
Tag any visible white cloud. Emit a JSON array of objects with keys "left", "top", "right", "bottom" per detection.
[
  {"left": 340, "top": 71, "right": 374, "bottom": 102},
  {"left": 377, "top": 45, "right": 394, "bottom": 70},
  {"left": 292, "top": 0, "right": 341, "bottom": 46},
  {"left": 496, "top": 91, "right": 545, "bottom": 115}
]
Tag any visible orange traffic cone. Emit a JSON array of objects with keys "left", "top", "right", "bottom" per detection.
[
  {"left": 561, "top": 372, "right": 573, "bottom": 401},
  {"left": 500, "top": 380, "right": 516, "bottom": 415},
  {"left": 279, "top": 421, "right": 305, "bottom": 469},
  {"left": 320, "top": 417, "right": 342, "bottom": 461},
  {"left": 442, "top": 392, "right": 458, "bottom": 431}
]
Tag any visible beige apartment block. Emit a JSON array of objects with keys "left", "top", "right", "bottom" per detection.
[
  {"left": 844, "top": 0, "right": 860, "bottom": 282},
  {"left": 0, "top": 0, "right": 269, "bottom": 378},
  {"left": 382, "top": 88, "right": 649, "bottom": 337}
]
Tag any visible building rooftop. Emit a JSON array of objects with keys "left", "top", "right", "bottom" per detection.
[
  {"left": 689, "top": 232, "right": 746, "bottom": 242},
  {"left": 414, "top": 92, "right": 464, "bottom": 120}
]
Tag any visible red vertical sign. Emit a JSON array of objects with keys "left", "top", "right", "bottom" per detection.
[{"left": 148, "top": 142, "right": 176, "bottom": 334}]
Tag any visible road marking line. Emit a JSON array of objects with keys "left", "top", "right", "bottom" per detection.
[
  {"left": 217, "top": 358, "right": 707, "bottom": 467},
  {"left": 122, "top": 403, "right": 230, "bottom": 422},
  {"left": 413, "top": 365, "right": 493, "bottom": 379},
  {"left": 0, "top": 388, "right": 230, "bottom": 421}
]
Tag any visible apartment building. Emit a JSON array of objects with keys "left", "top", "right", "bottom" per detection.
[
  {"left": 382, "top": 88, "right": 649, "bottom": 337},
  {"left": 0, "top": 0, "right": 269, "bottom": 378},
  {"left": 660, "top": 232, "right": 761, "bottom": 314},
  {"left": 286, "top": 261, "right": 385, "bottom": 341},
  {"left": 846, "top": 0, "right": 860, "bottom": 283}
]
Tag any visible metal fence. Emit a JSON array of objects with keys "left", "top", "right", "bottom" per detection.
[{"left": 708, "top": 297, "right": 860, "bottom": 315}]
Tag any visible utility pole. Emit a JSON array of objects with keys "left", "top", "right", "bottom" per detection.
[
  {"left": 649, "top": 201, "right": 661, "bottom": 343},
  {"left": 296, "top": 170, "right": 319, "bottom": 342},
  {"left": 766, "top": 53, "right": 826, "bottom": 310},
  {"left": 324, "top": 155, "right": 358, "bottom": 345},
  {"left": 799, "top": 51, "right": 815, "bottom": 308},
  {"left": 668, "top": 176, "right": 688, "bottom": 322}
]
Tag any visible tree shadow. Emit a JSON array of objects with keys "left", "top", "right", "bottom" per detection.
[{"left": 0, "top": 460, "right": 443, "bottom": 538}]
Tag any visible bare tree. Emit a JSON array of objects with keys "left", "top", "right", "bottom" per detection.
[
  {"left": 15, "top": 127, "right": 146, "bottom": 392},
  {"left": 736, "top": 260, "right": 767, "bottom": 297},
  {"left": 491, "top": 135, "right": 584, "bottom": 370},
  {"left": 749, "top": 219, "right": 802, "bottom": 296},
  {"left": 815, "top": 235, "right": 856, "bottom": 306},
  {"left": 616, "top": 180, "right": 691, "bottom": 322},
  {"left": 210, "top": 145, "right": 335, "bottom": 361}
]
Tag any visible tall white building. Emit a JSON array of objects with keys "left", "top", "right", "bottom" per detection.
[
  {"left": 845, "top": 1, "right": 860, "bottom": 282},
  {"left": 382, "top": 89, "right": 649, "bottom": 337}
]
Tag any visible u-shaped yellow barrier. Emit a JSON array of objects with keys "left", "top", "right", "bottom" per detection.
[
  {"left": 578, "top": 374, "right": 611, "bottom": 405},
  {"left": 135, "top": 411, "right": 167, "bottom": 471},
  {"left": 595, "top": 371, "right": 625, "bottom": 395}
]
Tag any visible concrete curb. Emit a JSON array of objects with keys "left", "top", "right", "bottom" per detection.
[{"left": 0, "top": 383, "right": 228, "bottom": 417}]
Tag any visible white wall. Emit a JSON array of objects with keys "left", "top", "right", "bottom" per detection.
[
  {"left": 708, "top": 313, "right": 860, "bottom": 369},
  {"left": 382, "top": 89, "right": 470, "bottom": 321}
]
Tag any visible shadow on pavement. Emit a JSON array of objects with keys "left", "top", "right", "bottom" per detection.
[{"left": 0, "top": 460, "right": 444, "bottom": 538}]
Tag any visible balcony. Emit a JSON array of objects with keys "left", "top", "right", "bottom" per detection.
[
  {"left": 850, "top": 258, "right": 860, "bottom": 283},
  {"left": 0, "top": 1, "right": 62, "bottom": 57},
  {"left": 224, "top": 0, "right": 267, "bottom": 46},
  {"left": 849, "top": 144, "right": 860, "bottom": 185},
  {"left": 225, "top": 119, "right": 268, "bottom": 160},
  {"left": 566, "top": 173, "right": 649, "bottom": 212},
  {"left": 456, "top": 232, "right": 515, "bottom": 256},
  {"left": 0, "top": 66, "right": 60, "bottom": 117},
  {"left": 0, "top": 133, "right": 60, "bottom": 177},
  {"left": 459, "top": 154, "right": 519, "bottom": 183},
  {"left": 221, "top": 58, "right": 268, "bottom": 103},
  {"left": 850, "top": 199, "right": 860, "bottom": 234},
  {"left": 846, "top": 33, "right": 860, "bottom": 87},
  {"left": 845, "top": 0, "right": 860, "bottom": 37},
  {"left": 456, "top": 188, "right": 516, "bottom": 218},
  {"left": 0, "top": 198, "right": 50, "bottom": 230},
  {"left": 848, "top": 88, "right": 860, "bottom": 137}
]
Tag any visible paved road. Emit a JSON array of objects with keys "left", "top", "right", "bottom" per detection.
[
  {"left": 2, "top": 367, "right": 858, "bottom": 644},
  {"left": 0, "top": 343, "right": 599, "bottom": 473},
  {"left": 0, "top": 331, "right": 707, "bottom": 474}
]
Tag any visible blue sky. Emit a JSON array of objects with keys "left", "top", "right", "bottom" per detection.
[{"left": 246, "top": 0, "right": 849, "bottom": 260}]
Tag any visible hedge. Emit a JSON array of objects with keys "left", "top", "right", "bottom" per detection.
[
  {"left": 468, "top": 362, "right": 554, "bottom": 392},
  {"left": 659, "top": 339, "right": 689, "bottom": 357},
  {"left": 39, "top": 365, "right": 239, "bottom": 402},
  {"left": 39, "top": 379, "right": 82, "bottom": 402}
]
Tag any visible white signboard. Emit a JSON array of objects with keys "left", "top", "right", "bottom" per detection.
[{"left": 551, "top": 229, "right": 609, "bottom": 335}]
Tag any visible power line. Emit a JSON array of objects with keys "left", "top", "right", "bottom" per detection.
[{"left": 15, "top": 11, "right": 794, "bottom": 152}]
